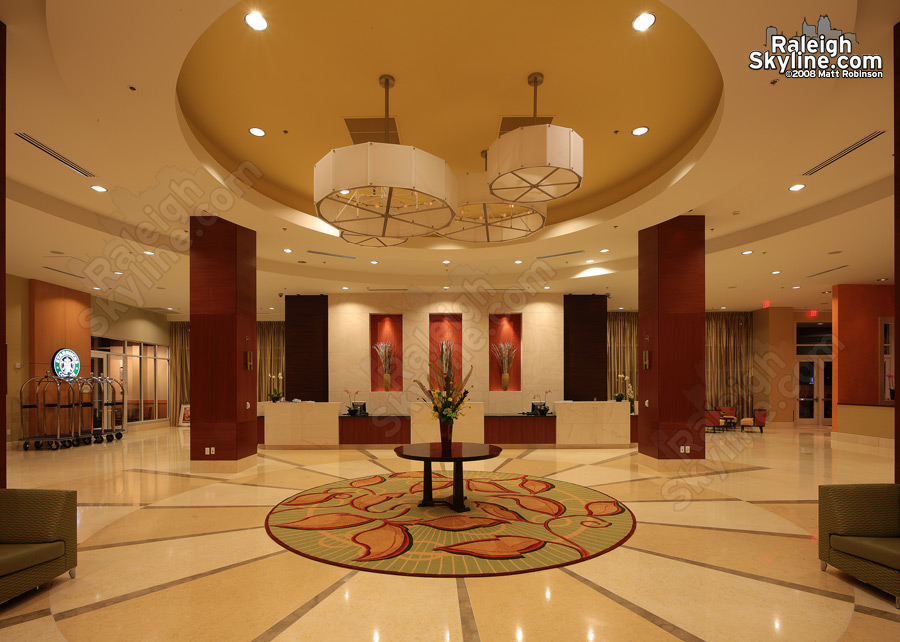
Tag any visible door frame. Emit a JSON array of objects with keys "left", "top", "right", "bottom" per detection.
[{"left": 795, "top": 356, "right": 833, "bottom": 427}]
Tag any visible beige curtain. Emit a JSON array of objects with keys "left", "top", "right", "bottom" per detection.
[
  {"left": 257, "top": 321, "right": 285, "bottom": 401},
  {"left": 706, "top": 312, "right": 753, "bottom": 419},
  {"left": 607, "top": 312, "right": 640, "bottom": 400},
  {"left": 169, "top": 322, "right": 190, "bottom": 426}
]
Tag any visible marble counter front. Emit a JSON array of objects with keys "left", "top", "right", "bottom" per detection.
[
  {"left": 554, "top": 401, "right": 631, "bottom": 446},
  {"left": 262, "top": 402, "right": 340, "bottom": 447},
  {"left": 410, "top": 402, "right": 484, "bottom": 444}
]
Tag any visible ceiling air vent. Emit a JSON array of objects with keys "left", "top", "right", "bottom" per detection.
[
  {"left": 344, "top": 118, "right": 399, "bottom": 144},
  {"left": 367, "top": 288, "right": 408, "bottom": 292},
  {"left": 498, "top": 116, "right": 553, "bottom": 136},
  {"left": 307, "top": 250, "right": 356, "bottom": 260},
  {"left": 807, "top": 265, "right": 849, "bottom": 278},
  {"left": 43, "top": 266, "right": 83, "bottom": 279},
  {"left": 802, "top": 131, "right": 885, "bottom": 176},
  {"left": 15, "top": 133, "right": 96, "bottom": 177},
  {"left": 535, "top": 250, "right": 584, "bottom": 260}
]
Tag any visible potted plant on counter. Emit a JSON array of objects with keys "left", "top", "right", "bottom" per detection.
[
  {"left": 268, "top": 373, "right": 283, "bottom": 402},
  {"left": 345, "top": 389, "right": 361, "bottom": 415}
]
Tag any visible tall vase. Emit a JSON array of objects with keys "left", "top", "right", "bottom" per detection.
[
  {"left": 383, "top": 372, "right": 391, "bottom": 392},
  {"left": 439, "top": 420, "right": 453, "bottom": 455},
  {"left": 501, "top": 373, "right": 509, "bottom": 391}
]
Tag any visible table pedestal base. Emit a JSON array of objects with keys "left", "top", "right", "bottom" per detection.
[{"left": 417, "top": 461, "right": 469, "bottom": 512}]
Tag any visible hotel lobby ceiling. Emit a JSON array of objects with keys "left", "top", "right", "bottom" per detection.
[{"left": 1, "top": 0, "right": 898, "bottom": 317}]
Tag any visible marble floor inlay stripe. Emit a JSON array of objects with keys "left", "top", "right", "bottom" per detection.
[
  {"left": 558, "top": 567, "right": 706, "bottom": 642},
  {"left": 626, "top": 497, "right": 743, "bottom": 503},
  {"left": 855, "top": 604, "right": 900, "bottom": 623},
  {"left": 52, "top": 551, "right": 286, "bottom": 622},
  {"left": 249, "top": 571, "right": 357, "bottom": 642},
  {"left": 591, "top": 476, "right": 661, "bottom": 487},
  {"left": 0, "top": 608, "right": 52, "bottom": 630},
  {"left": 256, "top": 452, "right": 306, "bottom": 468},
  {"left": 749, "top": 499, "right": 820, "bottom": 504},
  {"left": 127, "top": 468, "right": 225, "bottom": 482},
  {"left": 456, "top": 578, "right": 482, "bottom": 642},
  {"left": 77, "top": 525, "right": 263, "bottom": 551},
  {"left": 590, "top": 451, "right": 639, "bottom": 465},
  {"left": 624, "top": 545, "right": 855, "bottom": 603},
  {"left": 76, "top": 502, "right": 149, "bottom": 507},
  {"left": 639, "top": 520, "right": 814, "bottom": 539}
]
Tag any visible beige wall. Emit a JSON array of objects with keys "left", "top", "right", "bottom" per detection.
[
  {"left": 6, "top": 275, "right": 30, "bottom": 441},
  {"left": 836, "top": 404, "right": 894, "bottom": 439},
  {"left": 750, "top": 307, "right": 795, "bottom": 427},
  {"left": 91, "top": 297, "right": 169, "bottom": 345},
  {"left": 328, "top": 293, "right": 564, "bottom": 416}
]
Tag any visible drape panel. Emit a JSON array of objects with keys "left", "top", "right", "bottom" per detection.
[
  {"left": 606, "top": 311, "right": 754, "bottom": 419},
  {"left": 169, "top": 322, "right": 190, "bottom": 426},
  {"left": 606, "top": 312, "right": 640, "bottom": 400},
  {"left": 705, "top": 312, "right": 753, "bottom": 419},
  {"left": 257, "top": 321, "right": 285, "bottom": 401}
]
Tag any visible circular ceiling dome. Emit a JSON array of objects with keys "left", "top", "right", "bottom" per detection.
[{"left": 177, "top": 0, "right": 722, "bottom": 231}]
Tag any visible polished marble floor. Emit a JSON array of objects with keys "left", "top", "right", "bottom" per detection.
[{"left": 1, "top": 426, "right": 898, "bottom": 641}]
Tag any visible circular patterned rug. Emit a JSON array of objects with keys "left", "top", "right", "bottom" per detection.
[{"left": 265, "top": 470, "right": 636, "bottom": 577}]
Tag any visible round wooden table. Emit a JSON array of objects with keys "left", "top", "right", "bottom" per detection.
[{"left": 394, "top": 442, "right": 503, "bottom": 513}]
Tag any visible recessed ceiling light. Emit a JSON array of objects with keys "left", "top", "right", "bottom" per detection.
[
  {"left": 822, "top": 290, "right": 831, "bottom": 294},
  {"left": 720, "top": 306, "right": 727, "bottom": 310},
  {"left": 268, "top": 307, "right": 275, "bottom": 310},
  {"left": 90, "top": 185, "right": 107, "bottom": 192},
  {"left": 792, "top": 286, "right": 801, "bottom": 289},
  {"left": 877, "top": 277, "right": 889, "bottom": 282},
  {"left": 632, "top": 12, "right": 656, "bottom": 31},
  {"left": 283, "top": 248, "right": 292, "bottom": 254},
  {"left": 442, "top": 286, "right": 450, "bottom": 290},
  {"left": 631, "top": 126, "right": 649, "bottom": 136},
  {"left": 167, "top": 307, "right": 174, "bottom": 311},
  {"left": 741, "top": 250, "right": 753, "bottom": 255},
  {"left": 143, "top": 250, "right": 155, "bottom": 255},
  {"left": 341, "top": 286, "right": 349, "bottom": 290},
  {"left": 585, "top": 259, "right": 595, "bottom": 264},
  {"left": 113, "top": 271, "right": 123, "bottom": 275},
  {"left": 249, "top": 127, "right": 266, "bottom": 137},
  {"left": 370, "top": 260, "right": 378, "bottom": 265},
  {"left": 618, "top": 307, "right": 624, "bottom": 310},
  {"left": 771, "top": 270, "right": 781, "bottom": 275},
  {"left": 244, "top": 11, "right": 268, "bottom": 31},
  {"left": 514, "top": 260, "right": 523, "bottom": 264},
  {"left": 543, "top": 286, "right": 551, "bottom": 290},
  {"left": 92, "top": 287, "right": 101, "bottom": 291},
  {"left": 599, "top": 248, "right": 610, "bottom": 253},
  {"left": 789, "top": 184, "right": 805, "bottom": 192},
  {"left": 442, "top": 260, "right": 450, "bottom": 264},
  {"left": 339, "top": 189, "right": 350, "bottom": 195}
]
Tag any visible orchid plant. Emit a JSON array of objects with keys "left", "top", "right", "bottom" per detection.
[
  {"left": 533, "top": 389, "right": 552, "bottom": 410},
  {"left": 269, "top": 372, "right": 283, "bottom": 399}
]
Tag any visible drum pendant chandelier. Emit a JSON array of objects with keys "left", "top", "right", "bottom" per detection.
[
  {"left": 314, "top": 75, "right": 457, "bottom": 239},
  {"left": 438, "top": 151, "right": 547, "bottom": 243},
  {"left": 487, "top": 73, "right": 584, "bottom": 203}
]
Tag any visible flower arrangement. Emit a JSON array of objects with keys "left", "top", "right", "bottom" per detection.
[
  {"left": 533, "top": 389, "right": 552, "bottom": 414},
  {"left": 413, "top": 340, "right": 472, "bottom": 425},
  {"left": 268, "top": 373, "right": 283, "bottom": 401},
  {"left": 618, "top": 373, "right": 636, "bottom": 413},
  {"left": 344, "top": 389, "right": 360, "bottom": 414}
]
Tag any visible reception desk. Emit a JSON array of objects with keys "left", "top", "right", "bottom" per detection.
[
  {"left": 261, "top": 402, "right": 340, "bottom": 447},
  {"left": 338, "top": 415, "right": 410, "bottom": 444},
  {"left": 554, "top": 401, "right": 631, "bottom": 445},
  {"left": 410, "top": 402, "right": 484, "bottom": 443}
]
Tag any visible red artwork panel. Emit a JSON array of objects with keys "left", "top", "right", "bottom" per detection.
[
  {"left": 488, "top": 314, "right": 522, "bottom": 391},
  {"left": 429, "top": 313, "right": 462, "bottom": 387},
  {"left": 370, "top": 314, "right": 403, "bottom": 392}
]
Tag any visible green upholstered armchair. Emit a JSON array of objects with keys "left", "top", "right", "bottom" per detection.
[
  {"left": 0, "top": 489, "right": 77, "bottom": 605},
  {"left": 819, "top": 484, "right": 900, "bottom": 608}
]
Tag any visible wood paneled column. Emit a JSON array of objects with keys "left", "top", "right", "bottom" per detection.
[
  {"left": 563, "top": 295, "right": 608, "bottom": 400},
  {"left": 638, "top": 215, "right": 706, "bottom": 463},
  {"left": 284, "top": 295, "right": 328, "bottom": 401},
  {"left": 190, "top": 216, "right": 257, "bottom": 473},
  {"left": 1, "top": 21, "right": 6, "bottom": 488},
  {"left": 894, "top": 20, "right": 899, "bottom": 483}
]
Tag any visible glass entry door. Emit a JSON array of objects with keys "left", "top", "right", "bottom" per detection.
[{"left": 796, "top": 357, "right": 833, "bottom": 426}]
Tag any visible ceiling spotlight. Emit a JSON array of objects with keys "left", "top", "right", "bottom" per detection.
[
  {"left": 822, "top": 290, "right": 831, "bottom": 294},
  {"left": 90, "top": 185, "right": 108, "bottom": 192},
  {"left": 792, "top": 286, "right": 801, "bottom": 289},
  {"left": 586, "top": 259, "right": 595, "bottom": 264},
  {"left": 370, "top": 260, "right": 379, "bottom": 265},
  {"left": 442, "top": 260, "right": 450, "bottom": 264},
  {"left": 618, "top": 307, "right": 624, "bottom": 310},
  {"left": 341, "top": 286, "right": 349, "bottom": 290},
  {"left": 720, "top": 306, "right": 727, "bottom": 310},
  {"left": 249, "top": 127, "right": 266, "bottom": 137},
  {"left": 789, "top": 184, "right": 806, "bottom": 192},
  {"left": 543, "top": 285, "right": 551, "bottom": 290},
  {"left": 143, "top": 250, "right": 155, "bottom": 255},
  {"left": 339, "top": 189, "right": 350, "bottom": 195},
  {"left": 877, "top": 277, "right": 889, "bottom": 282},
  {"left": 113, "top": 271, "right": 123, "bottom": 275},
  {"left": 632, "top": 12, "right": 656, "bottom": 31},
  {"left": 442, "top": 286, "right": 450, "bottom": 290},
  {"left": 283, "top": 248, "right": 293, "bottom": 254},
  {"left": 599, "top": 248, "right": 610, "bottom": 253},
  {"left": 771, "top": 270, "right": 781, "bottom": 275},
  {"left": 741, "top": 250, "right": 753, "bottom": 255},
  {"left": 244, "top": 11, "right": 268, "bottom": 31},
  {"left": 631, "top": 126, "right": 649, "bottom": 136},
  {"left": 167, "top": 307, "right": 174, "bottom": 311},
  {"left": 92, "top": 287, "right": 101, "bottom": 291},
  {"left": 514, "top": 260, "right": 523, "bottom": 264}
]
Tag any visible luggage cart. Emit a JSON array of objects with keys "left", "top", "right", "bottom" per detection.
[
  {"left": 90, "top": 374, "right": 126, "bottom": 442},
  {"left": 71, "top": 376, "right": 96, "bottom": 446},
  {"left": 18, "top": 373, "right": 79, "bottom": 450}
]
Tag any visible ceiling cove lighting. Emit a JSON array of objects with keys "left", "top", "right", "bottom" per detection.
[
  {"left": 244, "top": 11, "right": 268, "bottom": 31},
  {"left": 631, "top": 126, "right": 649, "bottom": 136},
  {"left": 789, "top": 184, "right": 806, "bottom": 191},
  {"left": 249, "top": 127, "right": 266, "bottom": 137},
  {"left": 314, "top": 75, "right": 456, "bottom": 239},
  {"left": 90, "top": 185, "right": 108, "bottom": 192},
  {"left": 632, "top": 13, "right": 656, "bottom": 31},
  {"left": 487, "top": 73, "right": 583, "bottom": 203}
]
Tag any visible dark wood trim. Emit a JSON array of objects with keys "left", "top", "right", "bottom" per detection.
[
  {"left": 339, "top": 415, "right": 410, "bottom": 444},
  {"left": 1, "top": 21, "right": 6, "bottom": 488},
  {"left": 894, "top": 20, "right": 899, "bottom": 484},
  {"left": 284, "top": 296, "right": 328, "bottom": 401},
  {"left": 563, "top": 295, "right": 608, "bottom": 401},
  {"left": 484, "top": 415, "right": 556, "bottom": 444}
]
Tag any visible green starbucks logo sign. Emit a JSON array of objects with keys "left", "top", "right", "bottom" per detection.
[{"left": 52, "top": 348, "right": 80, "bottom": 378}]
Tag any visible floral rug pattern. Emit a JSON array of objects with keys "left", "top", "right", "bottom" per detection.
[{"left": 265, "top": 471, "right": 636, "bottom": 577}]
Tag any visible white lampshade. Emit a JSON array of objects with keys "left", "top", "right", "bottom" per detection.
[
  {"left": 437, "top": 172, "right": 546, "bottom": 243},
  {"left": 340, "top": 231, "right": 407, "bottom": 247},
  {"left": 315, "top": 142, "right": 457, "bottom": 238},
  {"left": 487, "top": 124, "right": 583, "bottom": 203}
]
